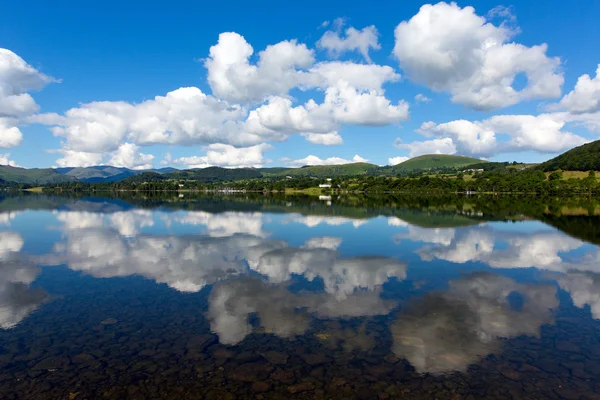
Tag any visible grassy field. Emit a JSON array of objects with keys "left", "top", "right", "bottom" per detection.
[
  {"left": 544, "top": 171, "right": 600, "bottom": 179},
  {"left": 23, "top": 187, "right": 44, "bottom": 192},
  {"left": 283, "top": 187, "right": 324, "bottom": 195}
]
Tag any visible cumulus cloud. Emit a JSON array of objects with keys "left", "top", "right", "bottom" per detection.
[
  {"left": 414, "top": 94, "right": 430, "bottom": 103},
  {"left": 0, "top": 118, "right": 23, "bottom": 148},
  {"left": 0, "top": 49, "right": 55, "bottom": 150},
  {"left": 53, "top": 149, "right": 104, "bottom": 168},
  {"left": 415, "top": 113, "right": 588, "bottom": 157},
  {"left": 388, "top": 156, "right": 409, "bottom": 165},
  {"left": 395, "top": 137, "right": 457, "bottom": 157},
  {"left": 0, "top": 153, "right": 19, "bottom": 167},
  {"left": 282, "top": 154, "right": 368, "bottom": 167},
  {"left": 391, "top": 272, "right": 557, "bottom": 373},
  {"left": 35, "top": 87, "right": 254, "bottom": 154},
  {"left": 0, "top": 49, "right": 54, "bottom": 117},
  {"left": 317, "top": 19, "right": 381, "bottom": 62},
  {"left": 107, "top": 143, "right": 154, "bottom": 170},
  {"left": 393, "top": 2, "right": 563, "bottom": 110},
  {"left": 172, "top": 143, "right": 271, "bottom": 169},
  {"left": 205, "top": 32, "right": 315, "bottom": 103},
  {"left": 556, "top": 64, "right": 600, "bottom": 113},
  {"left": 301, "top": 132, "right": 343, "bottom": 145}
]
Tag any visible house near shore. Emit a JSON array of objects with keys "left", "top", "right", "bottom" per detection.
[{"left": 319, "top": 178, "right": 332, "bottom": 188}]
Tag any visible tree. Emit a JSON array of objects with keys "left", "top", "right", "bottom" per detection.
[{"left": 548, "top": 171, "right": 563, "bottom": 181}]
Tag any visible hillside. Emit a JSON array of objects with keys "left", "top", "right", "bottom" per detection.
[
  {"left": 274, "top": 163, "right": 378, "bottom": 177},
  {"left": 166, "top": 167, "right": 263, "bottom": 182},
  {"left": 392, "top": 155, "right": 482, "bottom": 172},
  {"left": 53, "top": 165, "right": 178, "bottom": 183},
  {"left": 0, "top": 166, "right": 75, "bottom": 184},
  {"left": 539, "top": 140, "right": 600, "bottom": 171}
]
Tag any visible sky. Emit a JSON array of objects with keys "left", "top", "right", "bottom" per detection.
[{"left": 2, "top": 0, "right": 600, "bottom": 170}]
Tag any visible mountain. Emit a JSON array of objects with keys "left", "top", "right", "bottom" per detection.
[
  {"left": 52, "top": 165, "right": 179, "bottom": 183},
  {"left": 392, "top": 155, "right": 483, "bottom": 172},
  {"left": 272, "top": 162, "right": 379, "bottom": 177},
  {"left": 538, "top": 140, "right": 600, "bottom": 171},
  {"left": 0, "top": 166, "right": 76, "bottom": 184}
]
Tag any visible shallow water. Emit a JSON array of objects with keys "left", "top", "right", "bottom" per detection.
[{"left": 1, "top": 194, "right": 600, "bottom": 399}]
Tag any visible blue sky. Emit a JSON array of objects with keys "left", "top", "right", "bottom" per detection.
[{"left": 2, "top": 0, "right": 600, "bottom": 169}]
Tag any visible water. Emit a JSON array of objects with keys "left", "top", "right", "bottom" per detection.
[{"left": 1, "top": 193, "right": 600, "bottom": 399}]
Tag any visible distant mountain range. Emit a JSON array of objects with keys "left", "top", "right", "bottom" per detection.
[
  {"left": 0, "top": 165, "right": 179, "bottom": 184},
  {"left": 1, "top": 141, "right": 599, "bottom": 185}
]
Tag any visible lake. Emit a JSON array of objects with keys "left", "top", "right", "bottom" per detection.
[{"left": 1, "top": 193, "right": 600, "bottom": 399}]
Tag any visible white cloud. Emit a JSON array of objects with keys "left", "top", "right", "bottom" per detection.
[
  {"left": 416, "top": 113, "right": 589, "bottom": 157},
  {"left": 325, "top": 81, "right": 408, "bottom": 125},
  {"left": 0, "top": 153, "right": 19, "bottom": 167},
  {"left": 36, "top": 87, "right": 255, "bottom": 154},
  {"left": 0, "top": 49, "right": 54, "bottom": 118},
  {"left": 393, "top": 2, "right": 563, "bottom": 110},
  {"left": 0, "top": 118, "right": 22, "bottom": 148},
  {"left": 311, "top": 61, "right": 400, "bottom": 91},
  {"left": 0, "top": 49, "right": 54, "bottom": 151},
  {"left": 107, "top": 143, "right": 154, "bottom": 170},
  {"left": 388, "top": 156, "right": 409, "bottom": 165},
  {"left": 556, "top": 64, "right": 600, "bottom": 113},
  {"left": 301, "top": 132, "right": 343, "bottom": 145},
  {"left": 282, "top": 154, "right": 368, "bottom": 167},
  {"left": 395, "top": 137, "right": 457, "bottom": 157},
  {"left": 414, "top": 94, "right": 430, "bottom": 103},
  {"left": 205, "top": 32, "right": 315, "bottom": 103},
  {"left": 160, "top": 152, "right": 172, "bottom": 166},
  {"left": 27, "top": 32, "right": 408, "bottom": 166},
  {"left": 172, "top": 143, "right": 271, "bottom": 169},
  {"left": 54, "top": 149, "right": 104, "bottom": 168},
  {"left": 317, "top": 21, "right": 381, "bottom": 63}
]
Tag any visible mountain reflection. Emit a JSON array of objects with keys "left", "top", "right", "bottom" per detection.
[{"left": 391, "top": 272, "right": 558, "bottom": 374}]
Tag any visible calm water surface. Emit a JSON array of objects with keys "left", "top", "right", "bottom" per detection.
[{"left": 1, "top": 194, "right": 600, "bottom": 399}]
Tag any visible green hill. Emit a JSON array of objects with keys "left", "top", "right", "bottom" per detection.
[
  {"left": 392, "top": 154, "right": 483, "bottom": 172},
  {"left": 539, "top": 140, "right": 600, "bottom": 171},
  {"left": 0, "top": 166, "right": 75, "bottom": 184},
  {"left": 274, "top": 163, "right": 378, "bottom": 177},
  {"left": 166, "top": 167, "right": 262, "bottom": 182}
]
